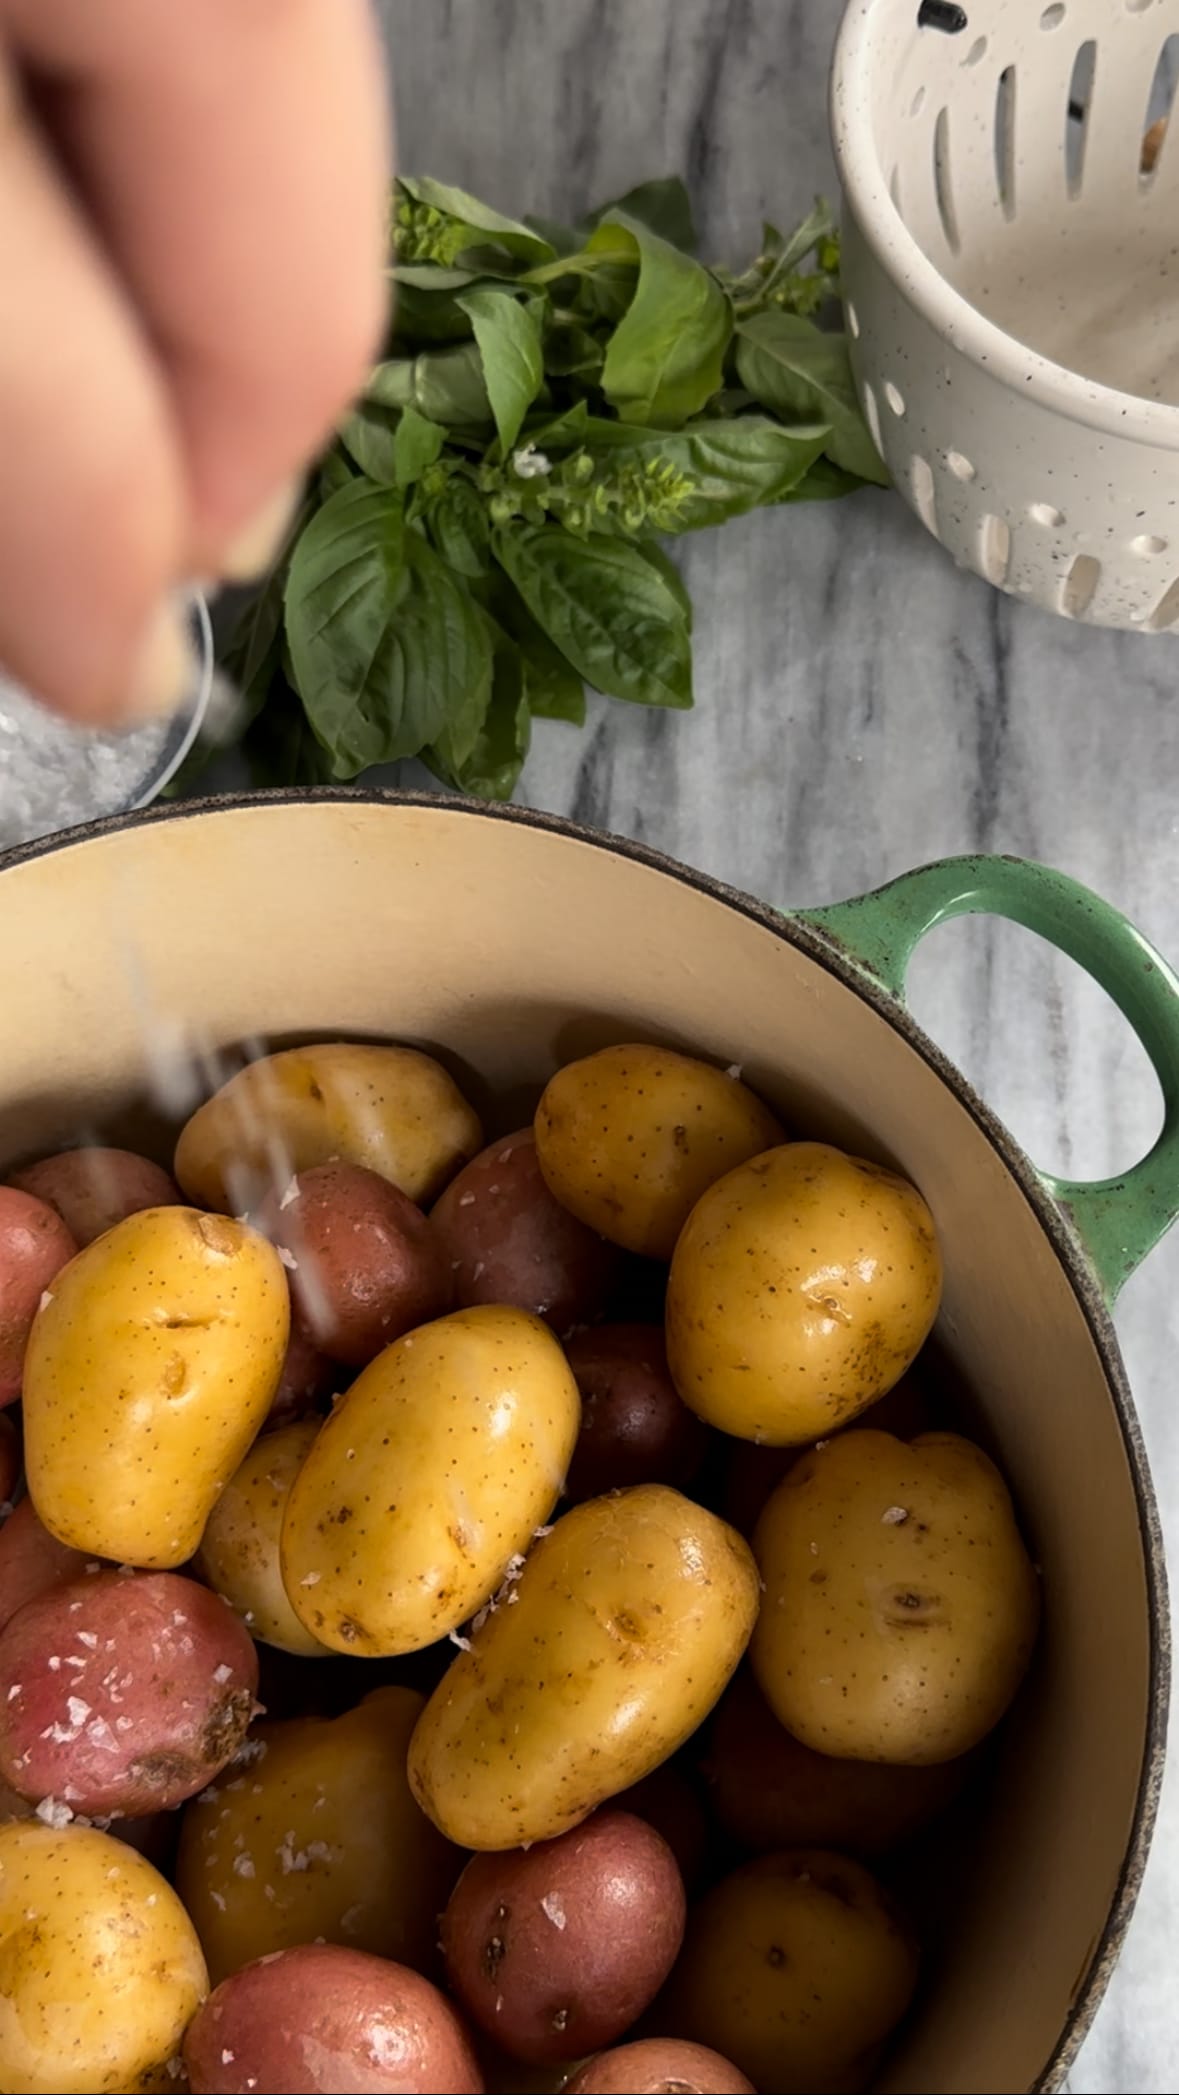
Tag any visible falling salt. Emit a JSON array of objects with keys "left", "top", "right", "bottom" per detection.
[
  {"left": 448, "top": 1629, "right": 472, "bottom": 1651},
  {"left": 0, "top": 669, "right": 177, "bottom": 849},
  {"left": 277, "top": 1245, "right": 298, "bottom": 1271}
]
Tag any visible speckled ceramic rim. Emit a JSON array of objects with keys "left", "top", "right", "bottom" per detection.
[
  {"left": 830, "top": 0, "right": 1179, "bottom": 451},
  {"left": 0, "top": 787, "right": 1165, "bottom": 2094}
]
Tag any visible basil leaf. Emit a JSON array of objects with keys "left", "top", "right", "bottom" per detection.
[
  {"left": 583, "top": 415, "right": 830, "bottom": 530},
  {"left": 492, "top": 584, "right": 587, "bottom": 724},
  {"left": 584, "top": 177, "right": 696, "bottom": 253},
  {"left": 426, "top": 477, "right": 491, "bottom": 579},
  {"left": 783, "top": 456, "right": 868, "bottom": 503},
  {"left": 735, "top": 313, "right": 887, "bottom": 484},
  {"left": 590, "top": 213, "right": 731, "bottom": 427},
  {"left": 398, "top": 176, "right": 556, "bottom": 266},
  {"left": 392, "top": 405, "right": 445, "bottom": 488},
  {"left": 543, "top": 314, "right": 605, "bottom": 379},
  {"left": 524, "top": 211, "right": 582, "bottom": 257},
  {"left": 222, "top": 492, "right": 317, "bottom": 721},
  {"left": 285, "top": 481, "right": 493, "bottom": 774},
  {"left": 494, "top": 525, "right": 692, "bottom": 709},
  {"left": 634, "top": 542, "right": 692, "bottom": 628},
  {"left": 368, "top": 346, "right": 492, "bottom": 432},
  {"left": 523, "top": 399, "right": 592, "bottom": 450},
  {"left": 428, "top": 624, "right": 531, "bottom": 800},
  {"left": 319, "top": 448, "right": 356, "bottom": 498},
  {"left": 456, "top": 290, "right": 545, "bottom": 455},
  {"left": 338, "top": 402, "right": 401, "bottom": 484}
]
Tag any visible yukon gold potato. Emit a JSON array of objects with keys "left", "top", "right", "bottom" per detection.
[
  {"left": 22, "top": 1208, "right": 289, "bottom": 1567},
  {"left": 176, "top": 1686, "right": 461, "bottom": 1986},
  {"left": 0, "top": 1821, "right": 207, "bottom": 2095},
  {"left": 282, "top": 1306, "right": 579, "bottom": 1656},
  {"left": 751, "top": 1429, "right": 1041, "bottom": 1763},
  {"left": 666, "top": 1142, "right": 942, "bottom": 1445},
  {"left": 182, "top": 1943, "right": 483, "bottom": 2095},
  {"left": 534, "top": 1045, "right": 783, "bottom": 1260},
  {"left": 408, "top": 1485, "right": 759, "bottom": 1850},
  {"left": 175, "top": 1042, "right": 482, "bottom": 1213},
  {"left": 662, "top": 1849, "right": 919, "bottom": 2094},
  {"left": 197, "top": 1417, "right": 332, "bottom": 1657}
]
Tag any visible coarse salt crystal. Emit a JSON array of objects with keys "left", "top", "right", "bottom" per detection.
[
  {"left": 299, "top": 1573, "right": 321, "bottom": 1587},
  {"left": 222, "top": 2050, "right": 235, "bottom": 2065},
  {"left": 279, "top": 1178, "right": 300, "bottom": 1209},
  {"left": 75, "top": 1631, "right": 98, "bottom": 1649},
  {"left": 448, "top": 1630, "right": 472, "bottom": 1651},
  {"left": 213, "top": 1664, "right": 233, "bottom": 1684},
  {"left": 38, "top": 1291, "right": 53, "bottom": 1312},
  {"left": 881, "top": 1506, "right": 909, "bottom": 1525},
  {"left": 278, "top": 1245, "right": 298, "bottom": 1271},
  {"left": 35, "top": 1797, "right": 73, "bottom": 1828},
  {"left": 232, "top": 1854, "right": 255, "bottom": 1878},
  {"left": 540, "top": 1893, "right": 567, "bottom": 1929},
  {"left": 5, "top": 1684, "right": 20, "bottom": 1702},
  {"left": 725, "top": 1063, "right": 743, "bottom": 1079},
  {"left": 458, "top": 1192, "right": 476, "bottom": 1206}
]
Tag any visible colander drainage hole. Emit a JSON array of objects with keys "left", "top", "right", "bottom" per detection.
[
  {"left": 994, "top": 66, "right": 1017, "bottom": 217},
  {"left": 933, "top": 107, "right": 961, "bottom": 251},
  {"left": 847, "top": 301, "right": 861, "bottom": 339},
  {"left": 947, "top": 450, "right": 976, "bottom": 482},
  {"left": 963, "top": 36, "right": 988, "bottom": 66},
  {"left": 1029, "top": 501, "right": 1065, "bottom": 527},
  {"left": 1040, "top": 4, "right": 1065, "bottom": 27},
  {"left": 884, "top": 381, "right": 907, "bottom": 417},
  {"left": 1066, "top": 42, "right": 1096, "bottom": 197},
  {"left": 1061, "top": 553, "right": 1101, "bottom": 618},
  {"left": 861, "top": 381, "right": 884, "bottom": 457},
  {"left": 979, "top": 515, "right": 1011, "bottom": 585},
  {"left": 1147, "top": 576, "right": 1179, "bottom": 632},
  {"left": 1142, "top": 37, "right": 1179, "bottom": 182},
  {"left": 1131, "top": 534, "right": 1168, "bottom": 558},
  {"left": 910, "top": 455, "right": 938, "bottom": 534}
]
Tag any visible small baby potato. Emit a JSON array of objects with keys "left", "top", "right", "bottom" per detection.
[
  {"left": 752, "top": 1429, "right": 1041, "bottom": 1764},
  {"left": 666, "top": 1143, "right": 942, "bottom": 1445},
  {"left": 184, "top": 1943, "right": 483, "bottom": 2094},
  {"left": 0, "top": 1496, "right": 92, "bottom": 1634},
  {"left": 703, "top": 1670, "right": 966, "bottom": 1856},
  {"left": 535, "top": 1046, "right": 783, "bottom": 1260},
  {"left": 0, "top": 1187, "right": 77, "bottom": 1405},
  {"left": 175, "top": 1042, "right": 482, "bottom": 1214},
  {"left": 8, "top": 1147, "right": 180, "bottom": 1248},
  {"left": 281, "top": 1307, "right": 579, "bottom": 1656},
  {"left": 0, "top": 1569, "right": 258, "bottom": 1816},
  {"left": 662, "top": 1849, "right": 919, "bottom": 2094},
  {"left": 269, "top": 1318, "right": 338, "bottom": 1426},
  {"left": 442, "top": 1810, "right": 686, "bottom": 2063},
  {"left": 0, "top": 1821, "right": 208, "bottom": 2095},
  {"left": 563, "top": 1324, "right": 707, "bottom": 1500},
  {"left": 23, "top": 1207, "right": 289, "bottom": 1567},
  {"left": 256, "top": 1162, "right": 452, "bottom": 1366},
  {"left": 565, "top": 2041, "right": 754, "bottom": 2093},
  {"left": 431, "top": 1130, "right": 619, "bottom": 1336},
  {"left": 409, "top": 1486, "right": 759, "bottom": 1850},
  {"left": 176, "top": 1685, "right": 461, "bottom": 1986},
  {"left": 197, "top": 1418, "right": 333, "bottom": 1657},
  {"left": 0, "top": 1412, "right": 17, "bottom": 1502}
]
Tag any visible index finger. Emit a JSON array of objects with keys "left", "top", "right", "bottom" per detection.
[{"left": 3, "top": 0, "right": 392, "bottom": 572}]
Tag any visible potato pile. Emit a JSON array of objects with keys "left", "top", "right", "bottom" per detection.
[{"left": 0, "top": 1039, "right": 1041, "bottom": 2095}]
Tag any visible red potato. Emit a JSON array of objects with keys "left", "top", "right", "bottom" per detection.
[
  {"left": 269, "top": 1316, "right": 338, "bottom": 1426},
  {"left": 8, "top": 1146, "right": 180, "bottom": 1247},
  {"left": 703, "top": 1670, "right": 967, "bottom": 1858},
  {"left": 0, "top": 1186, "right": 77, "bottom": 1404},
  {"left": 0, "top": 1495, "right": 92, "bottom": 1633},
  {"left": 182, "top": 1942, "right": 484, "bottom": 2094},
  {"left": 0, "top": 1412, "right": 17, "bottom": 1502},
  {"left": 431, "top": 1130, "right": 619, "bottom": 1337},
  {"left": 256, "top": 1162, "right": 452, "bottom": 1367},
  {"left": 566, "top": 2041, "right": 755, "bottom": 2093},
  {"left": 441, "top": 1809, "right": 686, "bottom": 2065},
  {"left": 563, "top": 1325, "right": 707, "bottom": 1501},
  {"left": 0, "top": 1568, "right": 258, "bottom": 1815}
]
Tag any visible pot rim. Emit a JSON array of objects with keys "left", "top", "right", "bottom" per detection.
[{"left": 1, "top": 784, "right": 1166, "bottom": 2092}]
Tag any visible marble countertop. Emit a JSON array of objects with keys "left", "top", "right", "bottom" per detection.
[{"left": 373, "top": 5, "right": 1179, "bottom": 2089}]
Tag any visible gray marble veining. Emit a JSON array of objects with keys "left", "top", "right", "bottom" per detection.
[{"left": 370, "top": 6, "right": 1179, "bottom": 2089}]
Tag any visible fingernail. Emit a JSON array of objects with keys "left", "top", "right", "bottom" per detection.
[
  {"left": 121, "top": 599, "right": 199, "bottom": 724},
  {"left": 220, "top": 479, "right": 301, "bottom": 583}
]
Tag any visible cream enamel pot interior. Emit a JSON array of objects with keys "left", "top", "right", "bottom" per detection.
[{"left": 1, "top": 791, "right": 1175, "bottom": 2095}]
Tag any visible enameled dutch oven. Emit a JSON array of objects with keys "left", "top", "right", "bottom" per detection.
[{"left": 1, "top": 790, "right": 1175, "bottom": 2095}]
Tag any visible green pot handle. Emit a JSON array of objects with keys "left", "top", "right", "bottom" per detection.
[{"left": 795, "top": 855, "right": 1179, "bottom": 1305}]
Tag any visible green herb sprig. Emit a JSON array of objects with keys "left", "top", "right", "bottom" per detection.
[{"left": 218, "top": 175, "right": 887, "bottom": 800}]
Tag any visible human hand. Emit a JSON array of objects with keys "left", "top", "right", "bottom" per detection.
[{"left": 0, "top": 0, "right": 390, "bottom": 725}]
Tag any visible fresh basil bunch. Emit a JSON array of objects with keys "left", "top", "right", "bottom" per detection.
[{"left": 219, "top": 175, "right": 886, "bottom": 799}]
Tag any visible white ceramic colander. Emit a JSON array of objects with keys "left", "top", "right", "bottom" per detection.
[{"left": 831, "top": 0, "right": 1179, "bottom": 629}]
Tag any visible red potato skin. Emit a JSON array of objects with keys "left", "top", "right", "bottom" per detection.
[
  {"left": 0, "top": 1568, "right": 258, "bottom": 1815},
  {"left": 431, "top": 1130, "right": 619, "bottom": 1338},
  {"left": 566, "top": 2040, "right": 755, "bottom": 2093},
  {"left": 0, "top": 1413, "right": 17, "bottom": 1502},
  {"left": 182, "top": 1942, "right": 485, "bottom": 2094},
  {"left": 256, "top": 1162, "right": 452, "bottom": 1368},
  {"left": 441, "top": 1810, "right": 686, "bottom": 2066},
  {"left": 563, "top": 1326, "right": 708, "bottom": 1501},
  {"left": 0, "top": 1187, "right": 77, "bottom": 1404},
  {"left": 269, "top": 1314, "right": 338, "bottom": 1425},
  {"left": 703, "top": 1670, "right": 967, "bottom": 1859},
  {"left": 8, "top": 1147, "right": 180, "bottom": 1247},
  {"left": 0, "top": 1496, "right": 92, "bottom": 1633}
]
